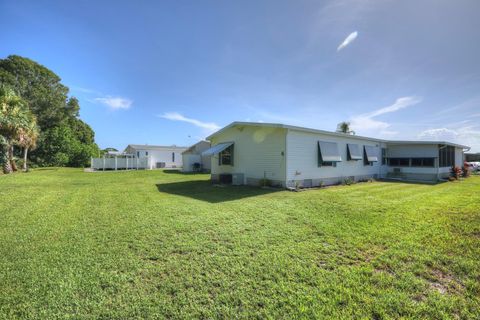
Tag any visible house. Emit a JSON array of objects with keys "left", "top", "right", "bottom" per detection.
[
  {"left": 124, "top": 144, "right": 187, "bottom": 169},
  {"left": 202, "top": 122, "right": 470, "bottom": 187},
  {"left": 465, "top": 153, "right": 480, "bottom": 162},
  {"left": 182, "top": 140, "right": 212, "bottom": 172}
]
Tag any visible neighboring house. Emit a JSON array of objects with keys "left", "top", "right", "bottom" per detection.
[
  {"left": 465, "top": 153, "right": 480, "bottom": 162},
  {"left": 124, "top": 144, "right": 187, "bottom": 169},
  {"left": 202, "top": 122, "right": 470, "bottom": 187},
  {"left": 182, "top": 140, "right": 211, "bottom": 172}
]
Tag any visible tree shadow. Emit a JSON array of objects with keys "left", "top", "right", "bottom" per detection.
[
  {"left": 378, "top": 178, "right": 444, "bottom": 185},
  {"left": 162, "top": 169, "right": 184, "bottom": 174},
  {"left": 156, "top": 180, "right": 281, "bottom": 203}
]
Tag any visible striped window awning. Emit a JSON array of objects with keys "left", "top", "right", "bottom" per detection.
[
  {"left": 318, "top": 141, "right": 342, "bottom": 162},
  {"left": 201, "top": 142, "right": 233, "bottom": 156},
  {"left": 364, "top": 145, "right": 379, "bottom": 162},
  {"left": 347, "top": 144, "right": 362, "bottom": 160}
]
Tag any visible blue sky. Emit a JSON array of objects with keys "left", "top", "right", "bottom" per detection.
[{"left": 1, "top": 0, "right": 479, "bottom": 151}]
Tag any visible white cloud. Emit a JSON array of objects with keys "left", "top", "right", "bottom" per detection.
[
  {"left": 159, "top": 112, "right": 220, "bottom": 132},
  {"left": 418, "top": 126, "right": 480, "bottom": 151},
  {"left": 337, "top": 31, "right": 358, "bottom": 51},
  {"left": 94, "top": 96, "right": 132, "bottom": 110},
  {"left": 418, "top": 128, "right": 458, "bottom": 140},
  {"left": 350, "top": 96, "right": 422, "bottom": 134}
]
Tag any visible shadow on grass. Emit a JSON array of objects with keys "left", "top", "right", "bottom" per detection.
[
  {"left": 156, "top": 180, "right": 281, "bottom": 203},
  {"left": 378, "top": 178, "right": 444, "bottom": 185},
  {"left": 161, "top": 169, "right": 208, "bottom": 175},
  {"left": 162, "top": 169, "right": 184, "bottom": 174}
]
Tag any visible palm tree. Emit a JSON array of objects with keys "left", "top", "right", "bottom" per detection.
[
  {"left": 17, "top": 113, "right": 39, "bottom": 171},
  {"left": 336, "top": 121, "right": 355, "bottom": 135},
  {"left": 0, "top": 86, "right": 30, "bottom": 174}
]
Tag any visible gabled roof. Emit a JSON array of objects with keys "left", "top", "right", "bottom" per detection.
[
  {"left": 206, "top": 122, "right": 384, "bottom": 142},
  {"left": 182, "top": 140, "right": 210, "bottom": 154},
  {"left": 206, "top": 122, "right": 470, "bottom": 149}
]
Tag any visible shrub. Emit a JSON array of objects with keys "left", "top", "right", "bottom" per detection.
[
  {"left": 259, "top": 178, "right": 272, "bottom": 187},
  {"left": 342, "top": 177, "right": 355, "bottom": 185},
  {"left": 462, "top": 162, "right": 471, "bottom": 178},
  {"left": 450, "top": 166, "right": 462, "bottom": 180}
]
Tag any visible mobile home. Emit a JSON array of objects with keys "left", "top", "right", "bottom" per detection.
[
  {"left": 202, "top": 122, "right": 469, "bottom": 187},
  {"left": 124, "top": 144, "right": 187, "bottom": 169}
]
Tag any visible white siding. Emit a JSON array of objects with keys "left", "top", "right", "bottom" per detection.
[
  {"left": 182, "top": 154, "right": 201, "bottom": 172},
  {"left": 455, "top": 147, "right": 463, "bottom": 167},
  {"left": 125, "top": 146, "right": 187, "bottom": 169},
  {"left": 182, "top": 141, "right": 211, "bottom": 172},
  {"left": 210, "top": 125, "right": 286, "bottom": 185},
  {"left": 146, "top": 149, "right": 184, "bottom": 168},
  {"left": 286, "top": 129, "right": 386, "bottom": 186}
]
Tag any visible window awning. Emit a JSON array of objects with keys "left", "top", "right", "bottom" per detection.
[
  {"left": 318, "top": 141, "right": 342, "bottom": 162},
  {"left": 347, "top": 144, "right": 362, "bottom": 160},
  {"left": 364, "top": 145, "right": 379, "bottom": 162},
  {"left": 201, "top": 142, "right": 233, "bottom": 156}
]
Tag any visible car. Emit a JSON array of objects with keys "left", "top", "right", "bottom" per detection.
[{"left": 465, "top": 162, "right": 480, "bottom": 171}]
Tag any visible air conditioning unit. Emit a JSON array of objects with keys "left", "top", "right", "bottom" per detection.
[{"left": 232, "top": 173, "right": 244, "bottom": 185}]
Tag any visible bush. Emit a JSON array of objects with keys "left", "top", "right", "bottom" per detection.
[
  {"left": 342, "top": 177, "right": 355, "bottom": 185},
  {"left": 259, "top": 178, "right": 272, "bottom": 187},
  {"left": 450, "top": 166, "right": 462, "bottom": 180},
  {"left": 462, "top": 162, "right": 471, "bottom": 178}
]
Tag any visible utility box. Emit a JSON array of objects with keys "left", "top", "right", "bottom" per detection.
[
  {"left": 219, "top": 174, "right": 232, "bottom": 184},
  {"left": 232, "top": 173, "right": 244, "bottom": 185}
]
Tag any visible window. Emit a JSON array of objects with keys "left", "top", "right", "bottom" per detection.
[
  {"left": 146, "top": 151, "right": 149, "bottom": 156},
  {"left": 219, "top": 144, "right": 233, "bottom": 165},
  {"left": 347, "top": 144, "right": 362, "bottom": 161},
  {"left": 363, "top": 145, "right": 378, "bottom": 166},
  {"left": 172, "top": 152, "right": 175, "bottom": 162},
  {"left": 411, "top": 158, "right": 435, "bottom": 167},
  {"left": 319, "top": 160, "right": 337, "bottom": 167},
  {"left": 318, "top": 141, "right": 341, "bottom": 167},
  {"left": 388, "top": 158, "right": 410, "bottom": 166},
  {"left": 389, "top": 157, "right": 435, "bottom": 167},
  {"left": 382, "top": 148, "right": 387, "bottom": 165},
  {"left": 439, "top": 145, "right": 455, "bottom": 167},
  {"left": 137, "top": 151, "right": 139, "bottom": 158}
]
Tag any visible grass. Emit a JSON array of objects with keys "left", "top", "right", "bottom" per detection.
[{"left": 1, "top": 168, "right": 479, "bottom": 319}]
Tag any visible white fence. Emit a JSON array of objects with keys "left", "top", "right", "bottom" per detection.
[{"left": 91, "top": 157, "right": 149, "bottom": 170}]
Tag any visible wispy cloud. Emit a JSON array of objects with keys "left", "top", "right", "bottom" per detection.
[
  {"left": 350, "top": 96, "right": 422, "bottom": 134},
  {"left": 94, "top": 96, "right": 133, "bottom": 110},
  {"left": 159, "top": 112, "right": 220, "bottom": 132},
  {"left": 337, "top": 31, "right": 358, "bottom": 51}
]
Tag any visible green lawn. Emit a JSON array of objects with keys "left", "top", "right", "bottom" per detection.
[{"left": 1, "top": 168, "right": 479, "bottom": 319}]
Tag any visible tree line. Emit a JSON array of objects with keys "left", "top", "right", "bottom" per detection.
[{"left": 0, "top": 55, "right": 99, "bottom": 173}]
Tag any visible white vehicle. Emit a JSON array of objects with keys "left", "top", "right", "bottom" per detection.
[{"left": 466, "top": 162, "right": 480, "bottom": 171}]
